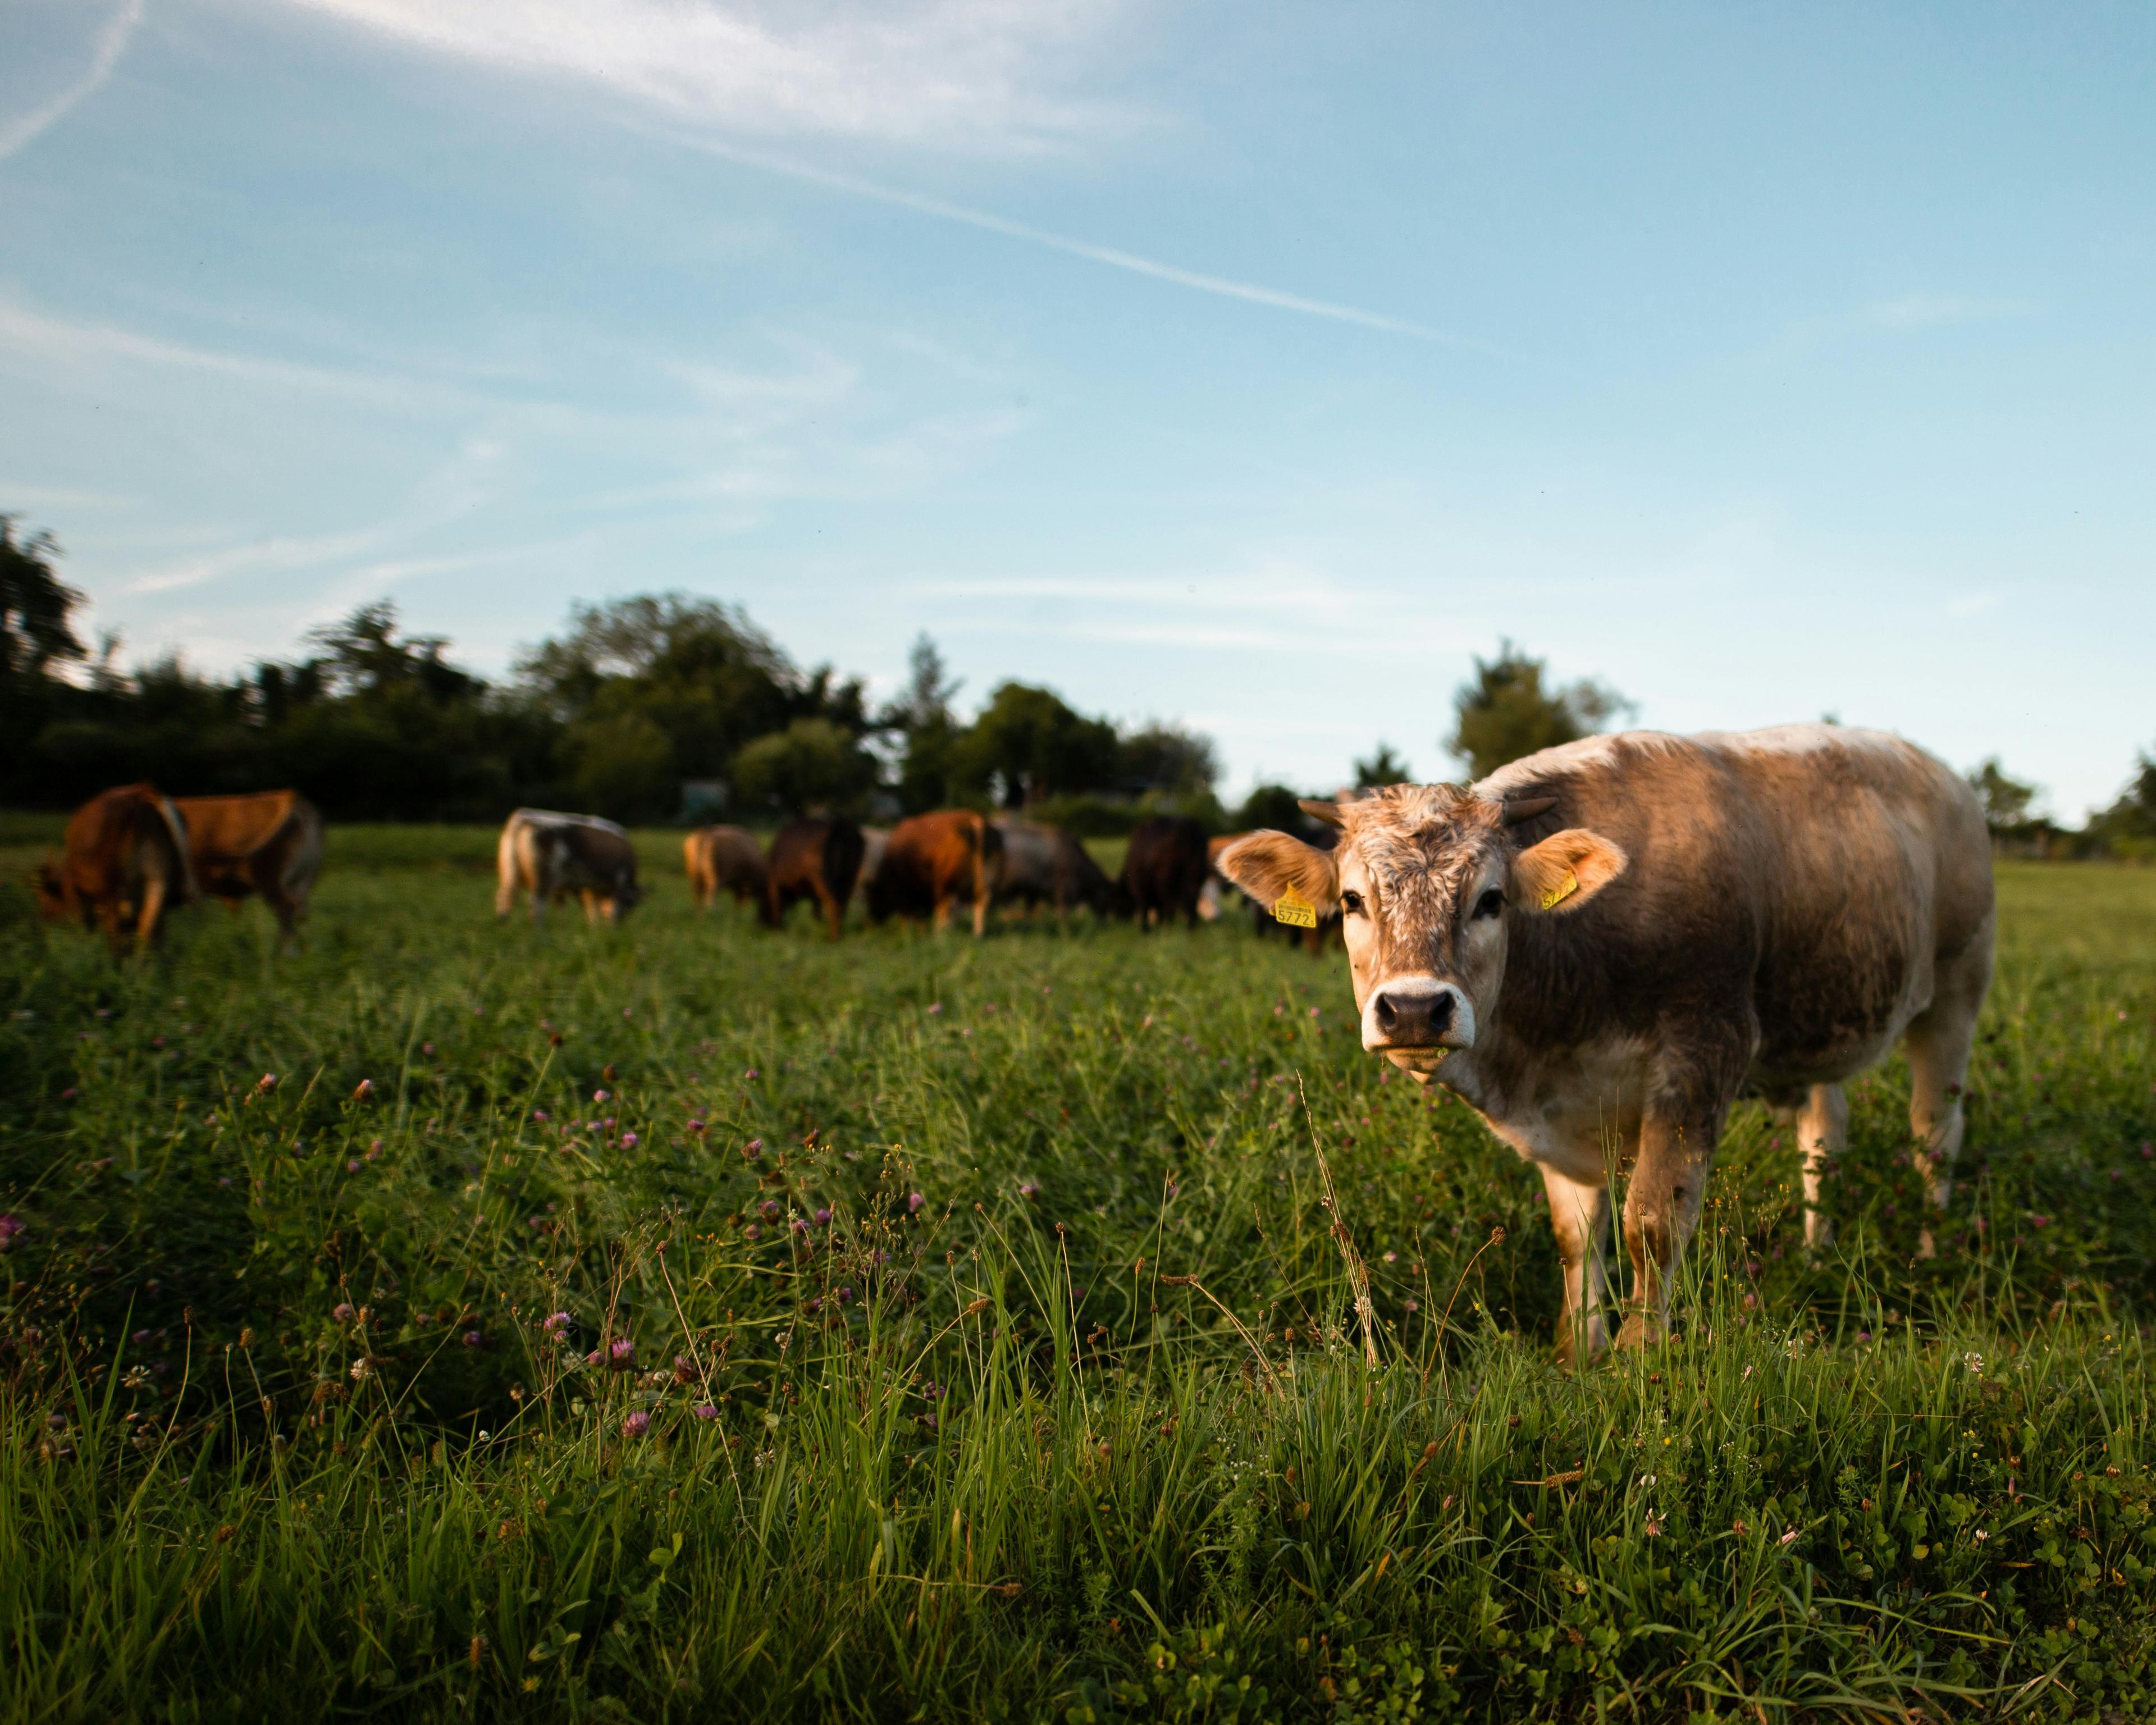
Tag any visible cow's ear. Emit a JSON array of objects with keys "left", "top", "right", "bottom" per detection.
[
  {"left": 1512, "top": 828, "right": 1628, "bottom": 914},
  {"left": 1217, "top": 830, "right": 1340, "bottom": 917}
]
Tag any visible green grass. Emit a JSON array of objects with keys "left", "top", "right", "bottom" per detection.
[{"left": 2, "top": 840, "right": 2154, "bottom": 1723}]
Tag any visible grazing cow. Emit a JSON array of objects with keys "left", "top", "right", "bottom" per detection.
[
  {"left": 495, "top": 809, "right": 643, "bottom": 926},
  {"left": 684, "top": 824, "right": 766, "bottom": 913},
  {"left": 867, "top": 811, "right": 1003, "bottom": 935},
  {"left": 34, "top": 783, "right": 195, "bottom": 951},
  {"left": 173, "top": 791, "right": 322, "bottom": 944},
  {"left": 993, "top": 818, "right": 1113, "bottom": 918},
  {"left": 765, "top": 818, "right": 866, "bottom": 940},
  {"left": 1218, "top": 727, "right": 1994, "bottom": 1362},
  {"left": 1121, "top": 815, "right": 1211, "bottom": 930}
]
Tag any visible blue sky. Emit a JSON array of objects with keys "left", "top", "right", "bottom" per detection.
[{"left": 3, "top": 1, "right": 2152, "bottom": 816}]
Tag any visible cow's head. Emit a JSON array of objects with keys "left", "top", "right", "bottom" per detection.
[
  {"left": 1217, "top": 786, "right": 1627, "bottom": 1078},
  {"left": 30, "top": 861, "right": 71, "bottom": 923}
]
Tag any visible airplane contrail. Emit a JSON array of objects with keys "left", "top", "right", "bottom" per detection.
[
  {"left": 0, "top": 0, "right": 146, "bottom": 162},
  {"left": 671, "top": 133, "right": 1504, "bottom": 355}
]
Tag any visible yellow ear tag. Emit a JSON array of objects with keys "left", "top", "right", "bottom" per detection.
[
  {"left": 1538, "top": 870, "right": 1579, "bottom": 911},
  {"left": 1273, "top": 889, "right": 1319, "bottom": 929}
]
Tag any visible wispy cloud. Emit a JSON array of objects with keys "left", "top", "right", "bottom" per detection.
[
  {"left": 123, "top": 527, "right": 390, "bottom": 596},
  {"left": 672, "top": 135, "right": 1500, "bottom": 350},
  {"left": 0, "top": 0, "right": 142, "bottom": 162},
  {"left": 1862, "top": 294, "right": 2029, "bottom": 332},
  {"left": 0, "top": 293, "right": 485, "bottom": 413},
  {"left": 275, "top": 0, "right": 1138, "bottom": 154}
]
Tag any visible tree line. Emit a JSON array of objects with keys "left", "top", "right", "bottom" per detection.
[{"left": 3, "top": 515, "right": 2151, "bottom": 851}]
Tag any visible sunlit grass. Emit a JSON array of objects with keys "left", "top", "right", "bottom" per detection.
[{"left": 2, "top": 846, "right": 2153, "bottom": 1720}]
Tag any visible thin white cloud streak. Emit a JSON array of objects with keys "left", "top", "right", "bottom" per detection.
[
  {"left": 0, "top": 0, "right": 143, "bottom": 162},
  {"left": 273, "top": 0, "right": 1134, "bottom": 154},
  {"left": 672, "top": 135, "right": 1501, "bottom": 352},
  {"left": 0, "top": 294, "right": 488, "bottom": 413},
  {"left": 123, "top": 527, "right": 389, "bottom": 595}
]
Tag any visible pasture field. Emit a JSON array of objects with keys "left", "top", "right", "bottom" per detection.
[{"left": 3, "top": 825, "right": 2156, "bottom": 1723}]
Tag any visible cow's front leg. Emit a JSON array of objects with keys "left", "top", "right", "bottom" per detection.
[
  {"left": 1614, "top": 1076, "right": 1729, "bottom": 1352},
  {"left": 1541, "top": 1166, "right": 1613, "bottom": 1366}
]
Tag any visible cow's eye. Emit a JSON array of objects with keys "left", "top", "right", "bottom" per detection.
[
  {"left": 1472, "top": 887, "right": 1504, "bottom": 920},
  {"left": 1339, "top": 889, "right": 1365, "bottom": 915}
]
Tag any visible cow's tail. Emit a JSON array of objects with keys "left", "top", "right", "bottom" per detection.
[
  {"left": 154, "top": 796, "right": 198, "bottom": 905},
  {"left": 284, "top": 796, "right": 325, "bottom": 903},
  {"left": 495, "top": 815, "right": 524, "bottom": 919}
]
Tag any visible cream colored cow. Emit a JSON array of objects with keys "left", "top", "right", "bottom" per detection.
[{"left": 1220, "top": 726, "right": 1993, "bottom": 1362}]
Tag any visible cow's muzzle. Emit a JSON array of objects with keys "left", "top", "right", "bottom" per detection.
[{"left": 1362, "top": 978, "right": 1475, "bottom": 1053}]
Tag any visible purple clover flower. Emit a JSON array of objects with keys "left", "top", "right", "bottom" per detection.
[
  {"left": 0, "top": 1215, "right": 25, "bottom": 1252},
  {"left": 814, "top": 1207, "right": 832, "bottom": 1226},
  {"left": 332, "top": 1302, "right": 355, "bottom": 1321},
  {"left": 620, "top": 1131, "right": 640, "bottom": 1149},
  {"left": 609, "top": 1337, "right": 636, "bottom": 1368},
  {"left": 542, "top": 1311, "right": 572, "bottom": 1333},
  {"left": 907, "top": 1192, "right": 925, "bottom": 1213},
  {"left": 742, "top": 1139, "right": 762, "bottom": 1159},
  {"left": 693, "top": 1403, "right": 719, "bottom": 1420},
  {"left": 463, "top": 1330, "right": 483, "bottom": 1348},
  {"left": 621, "top": 1411, "right": 651, "bottom": 1438}
]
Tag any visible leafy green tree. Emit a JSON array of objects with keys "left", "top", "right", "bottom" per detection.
[
  {"left": 1354, "top": 742, "right": 1412, "bottom": 789},
  {"left": 562, "top": 711, "right": 675, "bottom": 822},
  {"left": 1238, "top": 783, "right": 1313, "bottom": 833},
  {"left": 879, "top": 635, "right": 963, "bottom": 814},
  {"left": 952, "top": 682, "right": 1118, "bottom": 808},
  {"left": 1117, "top": 723, "right": 1219, "bottom": 797},
  {"left": 1966, "top": 758, "right": 2039, "bottom": 834},
  {"left": 1447, "top": 640, "right": 1631, "bottom": 781},
  {"left": 732, "top": 718, "right": 878, "bottom": 817},
  {"left": 0, "top": 517, "right": 84, "bottom": 681}
]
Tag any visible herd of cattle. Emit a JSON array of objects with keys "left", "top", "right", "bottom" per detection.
[
  {"left": 496, "top": 805, "right": 1295, "bottom": 939},
  {"left": 31, "top": 781, "right": 323, "bottom": 949},
  {"left": 25, "top": 787, "right": 1313, "bottom": 948},
  {"left": 29, "top": 727, "right": 2000, "bottom": 1363}
]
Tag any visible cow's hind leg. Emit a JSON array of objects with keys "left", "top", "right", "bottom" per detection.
[
  {"left": 1542, "top": 1166, "right": 1614, "bottom": 1366},
  {"left": 1906, "top": 912, "right": 1994, "bottom": 1255},
  {"left": 1793, "top": 1082, "right": 1848, "bottom": 1252}
]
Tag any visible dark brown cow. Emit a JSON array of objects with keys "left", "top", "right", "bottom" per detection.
[
  {"left": 765, "top": 818, "right": 866, "bottom": 940},
  {"left": 495, "top": 809, "right": 643, "bottom": 925},
  {"left": 867, "top": 811, "right": 1004, "bottom": 935},
  {"left": 1120, "top": 815, "right": 1211, "bottom": 930},
  {"left": 684, "top": 824, "right": 766, "bottom": 912},
  {"left": 1219, "top": 726, "right": 1994, "bottom": 1362},
  {"left": 173, "top": 791, "right": 322, "bottom": 944},
  {"left": 992, "top": 818, "right": 1113, "bottom": 918},
  {"left": 33, "top": 783, "right": 195, "bottom": 951}
]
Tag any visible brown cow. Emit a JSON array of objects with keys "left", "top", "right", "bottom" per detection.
[
  {"left": 866, "top": 810, "right": 1004, "bottom": 935},
  {"left": 993, "top": 818, "right": 1113, "bottom": 918},
  {"left": 495, "top": 809, "right": 643, "bottom": 925},
  {"left": 172, "top": 791, "right": 322, "bottom": 944},
  {"left": 1120, "top": 815, "right": 1210, "bottom": 930},
  {"left": 1219, "top": 726, "right": 1994, "bottom": 1362},
  {"left": 33, "top": 783, "right": 195, "bottom": 951},
  {"left": 684, "top": 824, "right": 766, "bottom": 913},
  {"left": 765, "top": 818, "right": 866, "bottom": 940}
]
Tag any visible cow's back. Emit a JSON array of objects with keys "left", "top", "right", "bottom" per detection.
[{"left": 1479, "top": 726, "right": 1992, "bottom": 1082}]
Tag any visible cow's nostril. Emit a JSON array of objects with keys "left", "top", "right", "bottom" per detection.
[
  {"left": 1375, "top": 993, "right": 1399, "bottom": 1033},
  {"left": 1428, "top": 992, "right": 1455, "bottom": 1033}
]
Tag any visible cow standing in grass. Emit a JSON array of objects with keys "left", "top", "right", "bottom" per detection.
[
  {"left": 684, "top": 824, "right": 766, "bottom": 914},
  {"left": 867, "top": 811, "right": 1003, "bottom": 935},
  {"left": 34, "top": 783, "right": 195, "bottom": 951},
  {"left": 174, "top": 791, "right": 322, "bottom": 946},
  {"left": 495, "top": 809, "right": 643, "bottom": 926},
  {"left": 993, "top": 818, "right": 1113, "bottom": 919},
  {"left": 1121, "top": 816, "right": 1211, "bottom": 930},
  {"left": 1218, "top": 726, "right": 1994, "bottom": 1362},
  {"left": 765, "top": 818, "right": 866, "bottom": 940}
]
